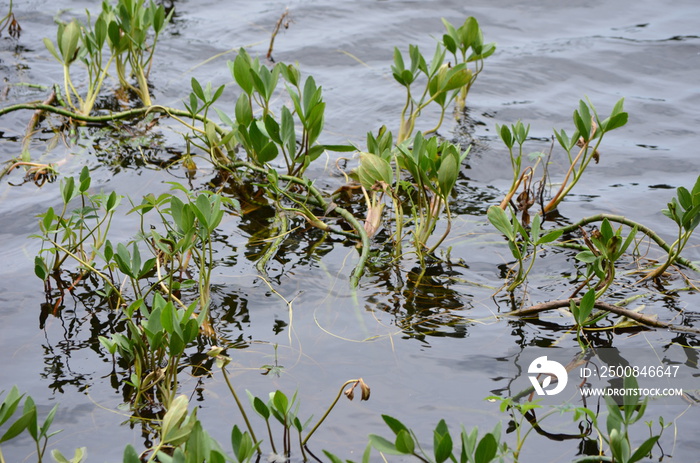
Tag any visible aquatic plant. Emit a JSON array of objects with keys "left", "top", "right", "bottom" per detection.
[
  {"left": 220, "top": 48, "right": 354, "bottom": 176},
  {"left": 0, "top": 7, "right": 696, "bottom": 463},
  {"left": 394, "top": 17, "right": 495, "bottom": 142},
  {"left": 99, "top": 293, "right": 209, "bottom": 409},
  {"left": 32, "top": 166, "right": 124, "bottom": 308},
  {"left": 363, "top": 416, "right": 506, "bottom": 463},
  {"left": 0, "top": 386, "right": 79, "bottom": 463},
  {"left": 496, "top": 98, "right": 628, "bottom": 219},
  {"left": 573, "top": 218, "right": 638, "bottom": 298},
  {"left": 649, "top": 174, "right": 700, "bottom": 280},
  {"left": 43, "top": 0, "right": 171, "bottom": 115},
  {"left": 0, "top": 0, "right": 21, "bottom": 39},
  {"left": 487, "top": 205, "right": 562, "bottom": 292},
  {"left": 207, "top": 346, "right": 371, "bottom": 461}
]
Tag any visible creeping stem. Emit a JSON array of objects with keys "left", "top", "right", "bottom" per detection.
[{"left": 558, "top": 213, "right": 699, "bottom": 273}]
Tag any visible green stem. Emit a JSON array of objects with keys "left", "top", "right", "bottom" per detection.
[
  {"left": 230, "top": 161, "right": 370, "bottom": 286},
  {"left": 256, "top": 206, "right": 288, "bottom": 274},
  {"left": 425, "top": 198, "right": 451, "bottom": 255},
  {"left": 397, "top": 86, "right": 412, "bottom": 143},
  {"left": 424, "top": 105, "right": 447, "bottom": 136},
  {"left": 298, "top": 429, "right": 307, "bottom": 461},
  {"left": 135, "top": 66, "right": 152, "bottom": 106},
  {"left": 334, "top": 207, "right": 370, "bottom": 288},
  {"left": 82, "top": 54, "right": 116, "bottom": 116},
  {"left": 48, "top": 240, "right": 123, "bottom": 305},
  {"left": 221, "top": 366, "right": 259, "bottom": 452},
  {"left": 558, "top": 214, "right": 700, "bottom": 273},
  {"left": 302, "top": 379, "right": 358, "bottom": 446},
  {"left": 266, "top": 419, "right": 277, "bottom": 454},
  {"left": 544, "top": 136, "right": 604, "bottom": 213},
  {"left": 0, "top": 103, "right": 225, "bottom": 136}
]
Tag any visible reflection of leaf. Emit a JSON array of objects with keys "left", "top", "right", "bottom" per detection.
[{"left": 260, "top": 364, "right": 284, "bottom": 377}]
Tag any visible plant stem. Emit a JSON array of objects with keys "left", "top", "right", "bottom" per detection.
[
  {"left": 266, "top": 419, "right": 277, "bottom": 454},
  {"left": 507, "top": 298, "right": 700, "bottom": 334},
  {"left": 558, "top": 213, "right": 700, "bottom": 273},
  {"left": 302, "top": 379, "right": 359, "bottom": 446},
  {"left": 221, "top": 366, "right": 260, "bottom": 452},
  {"left": 0, "top": 103, "right": 222, "bottom": 135},
  {"left": 230, "top": 161, "right": 370, "bottom": 286}
]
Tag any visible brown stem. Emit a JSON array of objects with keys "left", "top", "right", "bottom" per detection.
[
  {"left": 506, "top": 298, "right": 700, "bottom": 334},
  {"left": 267, "top": 9, "right": 291, "bottom": 62},
  {"left": 543, "top": 142, "right": 587, "bottom": 213},
  {"left": 499, "top": 167, "right": 533, "bottom": 210}
]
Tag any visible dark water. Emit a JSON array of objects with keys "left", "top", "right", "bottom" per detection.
[{"left": 1, "top": 0, "right": 699, "bottom": 461}]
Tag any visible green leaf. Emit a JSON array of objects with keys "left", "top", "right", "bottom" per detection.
[
  {"left": 231, "top": 49, "right": 253, "bottom": 94},
  {"left": 487, "top": 206, "right": 515, "bottom": 241},
  {"left": 608, "top": 428, "right": 630, "bottom": 463},
  {"left": 437, "top": 152, "right": 458, "bottom": 198},
  {"left": 459, "top": 17, "right": 480, "bottom": 50},
  {"left": 394, "top": 429, "right": 415, "bottom": 454},
  {"left": 114, "top": 243, "right": 134, "bottom": 278},
  {"left": 40, "top": 403, "right": 59, "bottom": 438},
  {"left": 122, "top": 445, "right": 141, "bottom": 463},
  {"left": 278, "top": 63, "right": 299, "bottom": 86},
  {"left": 59, "top": 20, "right": 81, "bottom": 64},
  {"left": 322, "top": 450, "right": 345, "bottom": 463},
  {"left": 185, "top": 421, "right": 209, "bottom": 463},
  {"left": 682, "top": 203, "right": 700, "bottom": 232},
  {"left": 537, "top": 228, "right": 563, "bottom": 245},
  {"left": 381, "top": 415, "right": 409, "bottom": 436},
  {"left": 497, "top": 124, "right": 513, "bottom": 149},
  {"left": 162, "top": 395, "right": 189, "bottom": 443},
  {"left": 0, "top": 386, "right": 24, "bottom": 426},
  {"left": 51, "top": 449, "right": 70, "bottom": 463},
  {"left": 575, "top": 250, "right": 597, "bottom": 263},
  {"left": 191, "top": 77, "right": 205, "bottom": 100},
  {"left": 60, "top": 176, "right": 77, "bottom": 205},
  {"left": 0, "top": 408, "right": 34, "bottom": 444},
  {"left": 235, "top": 94, "right": 253, "bottom": 126},
  {"left": 441, "top": 66, "right": 472, "bottom": 92},
  {"left": 280, "top": 106, "right": 296, "bottom": 155},
  {"left": 43, "top": 38, "right": 62, "bottom": 63},
  {"left": 576, "top": 288, "right": 596, "bottom": 324},
  {"left": 78, "top": 166, "right": 91, "bottom": 193},
  {"left": 34, "top": 256, "right": 49, "bottom": 281},
  {"left": 272, "top": 390, "right": 289, "bottom": 414},
  {"left": 322, "top": 143, "right": 356, "bottom": 152},
  {"left": 264, "top": 114, "right": 282, "bottom": 145},
  {"left": 573, "top": 100, "right": 592, "bottom": 142},
  {"left": 628, "top": 435, "right": 659, "bottom": 463},
  {"left": 358, "top": 152, "right": 393, "bottom": 191},
  {"left": 603, "top": 112, "right": 628, "bottom": 132},
  {"left": 474, "top": 433, "right": 497, "bottom": 463},
  {"left": 368, "top": 434, "right": 402, "bottom": 455},
  {"left": 434, "top": 431, "right": 453, "bottom": 463},
  {"left": 252, "top": 396, "right": 270, "bottom": 420},
  {"left": 442, "top": 33, "right": 457, "bottom": 54}
]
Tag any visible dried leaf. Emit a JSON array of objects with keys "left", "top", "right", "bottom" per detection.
[
  {"left": 344, "top": 385, "right": 355, "bottom": 401},
  {"left": 359, "top": 378, "right": 371, "bottom": 401}
]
